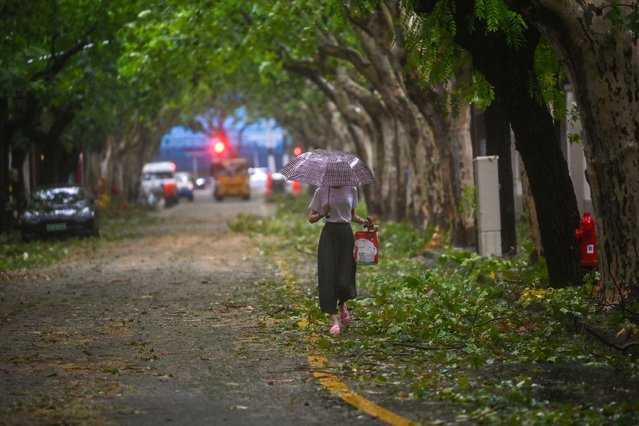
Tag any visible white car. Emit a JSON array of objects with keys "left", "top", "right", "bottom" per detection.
[
  {"left": 139, "top": 161, "right": 179, "bottom": 206},
  {"left": 270, "top": 172, "right": 289, "bottom": 195},
  {"left": 249, "top": 167, "right": 269, "bottom": 195},
  {"left": 174, "top": 172, "right": 195, "bottom": 202}
]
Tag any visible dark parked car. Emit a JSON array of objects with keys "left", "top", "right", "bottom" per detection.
[{"left": 19, "top": 185, "right": 99, "bottom": 241}]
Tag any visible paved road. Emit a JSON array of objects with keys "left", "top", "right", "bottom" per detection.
[{"left": 0, "top": 190, "right": 384, "bottom": 425}]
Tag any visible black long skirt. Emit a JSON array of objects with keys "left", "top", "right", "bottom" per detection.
[{"left": 317, "top": 222, "right": 357, "bottom": 314}]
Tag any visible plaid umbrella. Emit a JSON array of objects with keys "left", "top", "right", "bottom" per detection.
[{"left": 280, "top": 149, "right": 375, "bottom": 187}]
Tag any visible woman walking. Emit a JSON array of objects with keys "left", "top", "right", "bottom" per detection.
[{"left": 309, "top": 186, "right": 372, "bottom": 335}]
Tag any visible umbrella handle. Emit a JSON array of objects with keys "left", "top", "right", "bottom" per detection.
[{"left": 325, "top": 187, "right": 330, "bottom": 218}]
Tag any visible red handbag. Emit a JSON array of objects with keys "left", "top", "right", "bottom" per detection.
[{"left": 353, "top": 228, "right": 379, "bottom": 264}]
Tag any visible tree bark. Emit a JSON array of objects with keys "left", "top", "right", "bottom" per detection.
[
  {"left": 285, "top": 44, "right": 407, "bottom": 220},
  {"left": 508, "top": 1, "right": 639, "bottom": 297},
  {"left": 404, "top": 68, "right": 476, "bottom": 246},
  {"left": 451, "top": 10, "right": 582, "bottom": 286},
  {"left": 333, "top": 66, "right": 403, "bottom": 219},
  {"left": 520, "top": 159, "right": 543, "bottom": 263},
  {"left": 484, "top": 103, "right": 517, "bottom": 256},
  {"left": 346, "top": 0, "right": 474, "bottom": 235},
  {"left": 0, "top": 97, "right": 8, "bottom": 233}
]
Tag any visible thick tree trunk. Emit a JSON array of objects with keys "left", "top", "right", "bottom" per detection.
[
  {"left": 333, "top": 67, "right": 406, "bottom": 220},
  {"left": 484, "top": 104, "right": 517, "bottom": 256},
  {"left": 289, "top": 0, "right": 474, "bottom": 233},
  {"left": 451, "top": 103, "right": 476, "bottom": 247},
  {"left": 85, "top": 116, "right": 163, "bottom": 203},
  {"left": 436, "top": 98, "right": 476, "bottom": 246},
  {"left": 276, "top": 101, "right": 335, "bottom": 153},
  {"left": 344, "top": 28, "right": 447, "bottom": 227},
  {"left": 347, "top": 0, "right": 470, "bottom": 233},
  {"left": 510, "top": 1, "right": 639, "bottom": 297},
  {"left": 520, "top": 161, "right": 543, "bottom": 263},
  {"left": 0, "top": 97, "right": 8, "bottom": 233},
  {"left": 453, "top": 15, "right": 582, "bottom": 286},
  {"left": 403, "top": 66, "right": 476, "bottom": 245},
  {"left": 283, "top": 61, "right": 386, "bottom": 215}
]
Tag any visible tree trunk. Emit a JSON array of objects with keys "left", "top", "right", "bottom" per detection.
[
  {"left": 452, "top": 14, "right": 582, "bottom": 286},
  {"left": 411, "top": 84, "right": 476, "bottom": 247},
  {"left": 346, "top": 0, "right": 464, "bottom": 232},
  {"left": 450, "top": 102, "right": 476, "bottom": 247},
  {"left": 285, "top": 45, "right": 408, "bottom": 220},
  {"left": 509, "top": 0, "right": 639, "bottom": 298},
  {"left": 520, "top": 160, "right": 543, "bottom": 263},
  {"left": 484, "top": 103, "right": 517, "bottom": 256},
  {"left": 0, "top": 97, "right": 8, "bottom": 233},
  {"left": 333, "top": 66, "right": 405, "bottom": 219}
]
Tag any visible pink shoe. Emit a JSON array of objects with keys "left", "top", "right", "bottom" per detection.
[
  {"left": 340, "top": 309, "right": 351, "bottom": 325},
  {"left": 330, "top": 323, "right": 341, "bottom": 335}
]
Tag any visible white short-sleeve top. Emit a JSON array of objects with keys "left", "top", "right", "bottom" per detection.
[{"left": 309, "top": 186, "right": 358, "bottom": 223}]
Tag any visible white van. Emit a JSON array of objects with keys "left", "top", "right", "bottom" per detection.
[{"left": 139, "top": 161, "right": 179, "bottom": 206}]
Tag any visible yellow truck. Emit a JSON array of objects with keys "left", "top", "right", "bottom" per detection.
[{"left": 211, "top": 158, "right": 251, "bottom": 201}]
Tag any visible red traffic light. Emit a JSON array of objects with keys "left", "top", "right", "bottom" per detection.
[
  {"left": 209, "top": 130, "right": 233, "bottom": 158},
  {"left": 293, "top": 146, "right": 303, "bottom": 156},
  {"left": 213, "top": 140, "right": 226, "bottom": 154}
]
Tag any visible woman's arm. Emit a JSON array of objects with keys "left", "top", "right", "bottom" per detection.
[
  {"left": 351, "top": 209, "right": 372, "bottom": 228},
  {"left": 309, "top": 203, "right": 331, "bottom": 224},
  {"left": 309, "top": 210, "right": 324, "bottom": 224}
]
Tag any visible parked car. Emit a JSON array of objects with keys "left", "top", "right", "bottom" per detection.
[
  {"left": 138, "top": 161, "right": 179, "bottom": 207},
  {"left": 270, "top": 172, "right": 289, "bottom": 195},
  {"left": 19, "top": 185, "right": 99, "bottom": 241},
  {"left": 249, "top": 167, "right": 269, "bottom": 195},
  {"left": 174, "top": 171, "right": 195, "bottom": 201},
  {"left": 194, "top": 176, "right": 209, "bottom": 189}
]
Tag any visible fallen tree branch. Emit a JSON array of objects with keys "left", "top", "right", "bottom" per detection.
[
  {"left": 583, "top": 322, "right": 639, "bottom": 353},
  {"left": 391, "top": 342, "right": 466, "bottom": 351}
]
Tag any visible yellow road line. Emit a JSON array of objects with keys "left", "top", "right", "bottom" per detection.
[
  {"left": 308, "top": 355, "right": 420, "bottom": 426},
  {"left": 276, "top": 259, "right": 422, "bottom": 425}
]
